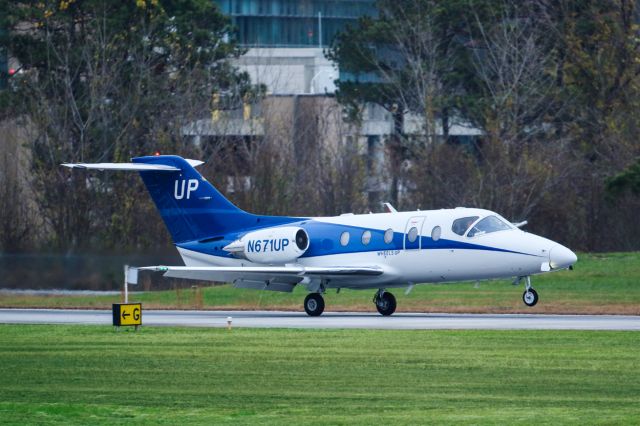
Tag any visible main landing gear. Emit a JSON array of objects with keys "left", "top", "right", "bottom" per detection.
[
  {"left": 374, "top": 289, "right": 396, "bottom": 316},
  {"left": 521, "top": 276, "right": 539, "bottom": 307},
  {"left": 303, "top": 289, "right": 398, "bottom": 317},
  {"left": 304, "top": 293, "right": 325, "bottom": 316}
]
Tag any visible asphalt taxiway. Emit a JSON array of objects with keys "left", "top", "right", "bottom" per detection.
[{"left": 0, "top": 309, "right": 638, "bottom": 330}]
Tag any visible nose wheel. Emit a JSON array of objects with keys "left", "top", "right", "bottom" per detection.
[
  {"left": 374, "top": 290, "right": 396, "bottom": 316},
  {"left": 523, "top": 288, "right": 539, "bottom": 306},
  {"left": 521, "top": 276, "right": 539, "bottom": 307},
  {"left": 304, "top": 293, "right": 325, "bottom": 316}
]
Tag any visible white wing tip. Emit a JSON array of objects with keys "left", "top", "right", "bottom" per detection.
[
  {"left": 138, "top": 265, "right": 168, "bottom": 272},
  {"left": 186, "top": 159, "right": 205, "bottom": 168}
]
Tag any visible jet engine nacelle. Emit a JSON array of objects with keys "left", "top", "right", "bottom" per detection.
[{"left": 223, "top": 226, "right": 310, "bottom": 264}]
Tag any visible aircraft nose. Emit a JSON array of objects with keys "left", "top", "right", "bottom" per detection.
[{"left": 549, "top": 245, "right": 577, "bottom": 270}]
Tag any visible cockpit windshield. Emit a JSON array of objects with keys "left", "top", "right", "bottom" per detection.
[
  {"left": 452, "top": 216, "right": 479, "bottom": 236},
  {"left": 467, "top": 215, "right": 512, "bottom": 237}
]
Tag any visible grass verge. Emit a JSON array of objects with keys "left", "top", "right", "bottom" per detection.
[{"left": 0, "top": 325, "right": 638, "bottom": 424}]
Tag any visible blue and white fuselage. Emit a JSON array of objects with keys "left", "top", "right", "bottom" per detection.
[
  {"left": 177, "top": 210, "right": 574, "bottom": 287},
  {"left": 63, "top": 155, "right": 577, "bottom": 316}
]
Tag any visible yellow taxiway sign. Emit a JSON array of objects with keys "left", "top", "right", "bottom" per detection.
[{"left": 112, "top": 303, "right": 142, "bottom": 327}]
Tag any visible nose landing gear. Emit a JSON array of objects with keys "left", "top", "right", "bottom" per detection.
[
  {"left": 374, "top": 289, "right": 396, "bottom": 316},
  {"left": 521, "top": 276, "right": 539, "bottom": 307}
]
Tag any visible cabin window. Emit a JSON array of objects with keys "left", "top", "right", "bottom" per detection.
[
  {"left": 431, "top": 226, "right": 441, "bottom": 241},
  {"left": 340, "top": 231, "right": 350, "bottom": 246},
  {"left": 384, "top": 228, "right": 394, "bottom": 244},
  {"left": 361, "top": 230, "right": 372, "bottom": 245},
  {"left": 407, "top": 227, "right": 418, "bottom": 243},
  {"left": 468, "top": 216, "right": 512, "bottom": 237},
  {"left": 452, "top": 216, "right": 479, "bottom": 236}
]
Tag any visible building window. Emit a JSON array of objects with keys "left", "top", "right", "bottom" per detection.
[{"left": 215, "top": 0, "right": 377, "bottom": 47}]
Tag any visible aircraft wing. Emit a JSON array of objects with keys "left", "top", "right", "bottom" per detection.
[{"left": 138, "top": 265, "right": 383, "bottom": 292}]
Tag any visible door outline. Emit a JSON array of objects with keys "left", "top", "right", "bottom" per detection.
[{"left": 404, "top": 216, "right": 427, "bottom": 250}]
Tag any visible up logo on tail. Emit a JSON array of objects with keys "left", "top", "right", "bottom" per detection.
[{"left": 174, "top": 179, "right": 199, "bottom": 200}]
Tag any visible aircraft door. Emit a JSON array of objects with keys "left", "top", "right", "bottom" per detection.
[{"left": 404, "top": 216, "right": 427, "bottom": 250}]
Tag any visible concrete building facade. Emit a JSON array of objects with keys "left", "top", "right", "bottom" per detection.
[{"left": 200, "top": 1, "right": 480, "bottom": 209}]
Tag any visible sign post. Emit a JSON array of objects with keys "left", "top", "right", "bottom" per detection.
[
  {"left": 115, "top": 266, "right": 141, "bottom": 330},
  {"left": 123, "top": 265, "right": 128, "bottom": 303},
  {"left": 123, "top": 265, "right": 139, "bottom": 303}
]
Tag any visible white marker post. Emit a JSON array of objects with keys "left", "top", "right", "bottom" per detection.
[
  {"left": 123, "top": 265, "right": 139, "bottom": 304},
  {"left": 123, "top": 265, "right": 128, "bottom": 303}
]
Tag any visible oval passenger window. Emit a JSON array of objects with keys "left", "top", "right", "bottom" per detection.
[
  {"left": 384, "top": 228, "right": 394, "bottom": 244},
  {"left": 407, "top": 227, "right": 418, "bottom": 243},
  {"left": 431, "top": 226, "right": 441, "bottom": 241},
  {"left": 340, "top": 231, "right": 350, "bottom": 246},
  {"left": 361, "top": 230, "right": 372, "bottom": 245}
]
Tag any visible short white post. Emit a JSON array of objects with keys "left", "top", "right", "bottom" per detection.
[
  {"left": 227, "top": 316, "right": 232, "bottom": 330},
  {"left": 123, "top": 265, "right": 129, "bottom": 304}
]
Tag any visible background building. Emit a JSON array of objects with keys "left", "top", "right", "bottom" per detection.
[
  {"left": 215, "top": 0, "right": 375, "bottom": 47},
  {"left": 214, "top": 0, "right": 376, "bottom": 94},
  {"left": 202, "top": 1, "right": 479, "bottom": 208}
]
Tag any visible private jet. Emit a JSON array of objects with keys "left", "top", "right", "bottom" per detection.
[{"left": 63, "top": 155, "right": 577, "bottom": 316}]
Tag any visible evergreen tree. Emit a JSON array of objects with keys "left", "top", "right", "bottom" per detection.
[{"left": 0, "top": 0, "right": 257, "bottom": 249}]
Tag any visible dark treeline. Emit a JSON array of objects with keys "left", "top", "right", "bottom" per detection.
[
  {"left": 0, "top": 0, "right": 640, "bottom": 253},
  {"left": 330, "top": 0, "right": 640, "bottom": 251},
  {"left": 0, "top": 0, "right": 259, "bottom": 251}
]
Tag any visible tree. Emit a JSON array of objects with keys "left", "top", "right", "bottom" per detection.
[
  {"left": 2, "top": 0, "right": 255, "bottom": 249},
  {"left": 200, "top": 95, "right": 367, "bottom": 218},
  {"left": 607, "top": 158, "right": 640, "bottom": 196},
  {"left": 330, "top": 0, "right": 640, "bottom": 250},
  {"left": 0, "top": 118, "right": 37, "bottom": 251},
  {"left": 327, "top": 0, "right": 477, "bottom": 208},
  {"left": 548, "top": 0, "right": 640, "bottom": 249},
  {"left": 462, "top": 0, "right": 572, "bottom": 220}
]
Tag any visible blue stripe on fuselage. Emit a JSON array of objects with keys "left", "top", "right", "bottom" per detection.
[{"left": 176, "top": 220, "right": 543, "bottom": 260}]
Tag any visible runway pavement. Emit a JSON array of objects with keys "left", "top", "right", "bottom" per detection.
[{"left": 0, "top": 308, "right": 639, "bottom": 330}]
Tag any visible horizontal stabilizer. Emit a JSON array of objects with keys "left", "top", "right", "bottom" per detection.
[
  {"left": 61, "top": 158, "right": 204, "bottom": 172},
  {"left": 62, "top": 162, "right": 180, "bottom": 171}
]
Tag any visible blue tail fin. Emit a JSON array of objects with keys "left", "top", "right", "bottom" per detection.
[{"left": 132, "top": 155, "right": 258, "bottom": 243}]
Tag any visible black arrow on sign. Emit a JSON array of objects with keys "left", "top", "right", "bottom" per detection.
[{"left": 122, "top": 311, "right": 130, "bottom": 319}]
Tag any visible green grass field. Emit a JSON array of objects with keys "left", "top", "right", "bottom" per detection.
[
  {"left": 2, "top": 252, "right": 639, "bottom": 314},
  {"left": 0, "top": 325, "right": 638, "bottom": 424}
]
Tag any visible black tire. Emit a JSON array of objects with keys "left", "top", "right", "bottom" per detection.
[
  {"left": 375, "top": 292, "right": 397, "bottom": 316},
  {"left": 304, "top": 293, "right": 325, "bottom": 316},
  {"left": 522, "top": 288, "right": 539, "bottom": 307}
]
